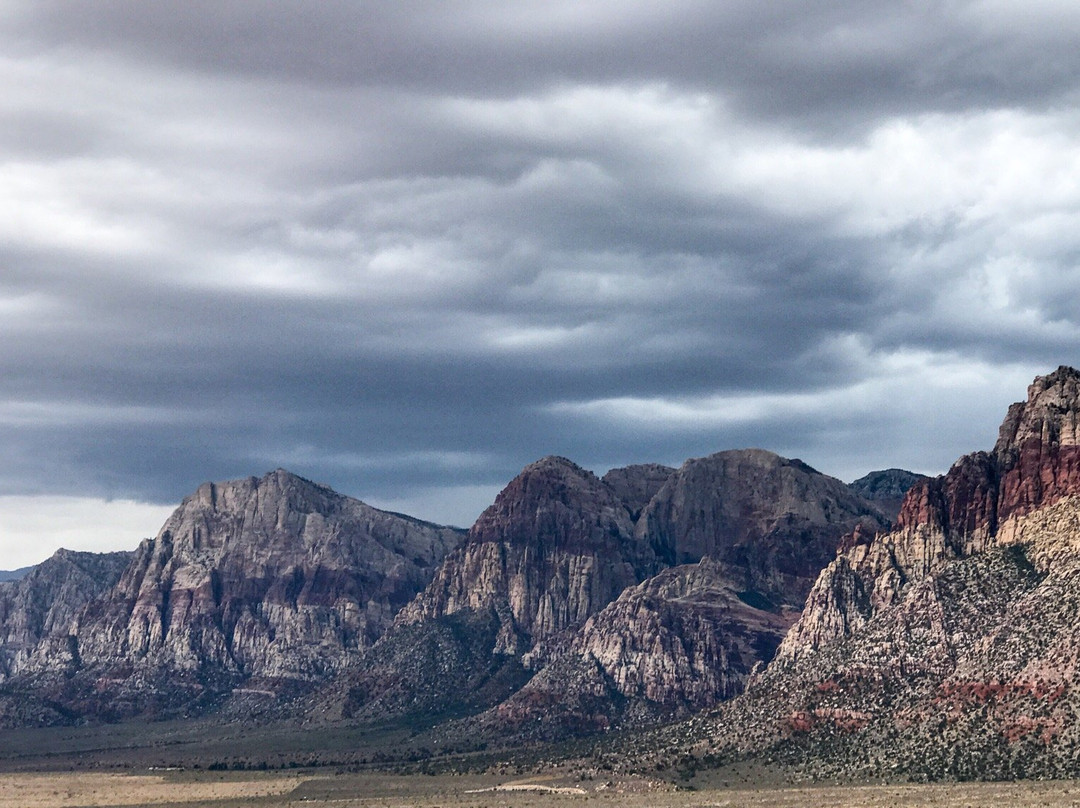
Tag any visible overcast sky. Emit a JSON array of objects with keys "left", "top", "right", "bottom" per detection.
[{"left": 2, "top": 1, "right": 1079, "bottom": 567}]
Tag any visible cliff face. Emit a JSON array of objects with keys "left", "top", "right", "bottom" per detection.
[
  {"left": 848, "top": 468, "right": 928, "bottom": 521},
  {"left": 689, "top": 366, "right": 1080, "bottom": 781},
  {"left": 504, "top": 559, "right": 799, "bottom": 728},
  {"left": 639, "top": 449, "right": 888, "bottom": 607},
  {"left": 397, "top": 456, "right": 656, "bottom": 655},
  {"left": 780, "top": 367, "right": 1080, "bottom": 663},
  {"left": 32, "top": 470, "right": 463, "bottom": 690},
  {"left": 601, "top": 463, "right": 676, "bottom": 520},
  {"left": 377, "top": 451, "right": 885, "bottom": 738},
  {"left": 0, "top": 549, "right": 131, "bottom": 680}
]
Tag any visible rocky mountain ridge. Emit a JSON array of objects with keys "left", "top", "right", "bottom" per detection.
[
  {"left": 0, "top": 549, "right": 131, "bottom": 681},
  {"left": 668, "top": 366, "right": 1080, "bottom": 781},
  {"left": 848, "top": 468, "right": 929, "bottom": 521},
  {"left": 0, "top": 444, "right": 906, "bottom": 739},
  {"left": 344, "top": 449, "right": 887, "bottom": 736},
  {"left": 0, "top": 470, "right": 464, "bottom": 723}
]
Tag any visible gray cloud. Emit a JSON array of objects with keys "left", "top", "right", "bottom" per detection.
[{"left": 1, "top": 1, "right": 1078, "bottom": 545}]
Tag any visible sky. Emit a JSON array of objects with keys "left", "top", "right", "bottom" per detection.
[{"left": 2, "top": 1, "right": 1080, "bottom": 567}]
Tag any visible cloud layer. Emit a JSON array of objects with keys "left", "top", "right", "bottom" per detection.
[{"left": 2, "top": 2, "right": 1079, "bottom": 552}]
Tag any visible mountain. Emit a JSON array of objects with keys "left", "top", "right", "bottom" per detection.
[
  {"left": 397, "top": 456, "right": 659, "bottom": 656},
  {"left": 601, "top": 463, "right": 676, "bottom": 520},
  {"left": 676, "top": 366, "right": 1080, "bottom": 781},
  {"left": 339, "top": 457, "right": 659, "bottom": 723},
  {"left": 0, "top": 549, "right": 132, "bottom": 680},
  {"left": 6, "top": 470, "right": 463, "bottom": 722},
  {"left": 0, "top": 567, "right": 32, "bottom": 583},
  {"left": 639, "top": 449, "right": 888, "bottom": 607},
  {"left": 848, "top": 468, "right": 929, "bottom": 521},
  {"left": 354, "top": 450, "right": 887, "bottom": 737}
]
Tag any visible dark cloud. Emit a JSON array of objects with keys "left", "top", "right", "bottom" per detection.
[{"left": 1, "top": 1, "right": 1078, "bottom": 541}]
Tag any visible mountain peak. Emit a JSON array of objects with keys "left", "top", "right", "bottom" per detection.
[{"left": 995, "top": 364, "right": 1080, "bottom": 455}]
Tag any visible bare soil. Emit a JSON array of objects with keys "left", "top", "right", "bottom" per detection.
[{"left": 1, "top": 770, "right": 1080, "bottom": 808}]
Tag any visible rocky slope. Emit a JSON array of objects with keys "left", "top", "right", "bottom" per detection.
[
  {"left": 481, "top": 559, "right": 802, "bottom": 739},
  {"left": 0, "top": 549, "right": 131, "bottom": 681},
  {"left": 639, "top": 449, "right": 888, "bottom": 607},
  {"left": 397, "top": 456, "right": 658, "bottom": 656},
  {"left": 601, "top": 463, "right": 675, "bottom": 520},
  {"left": 7, "top": 470, "right": 463, "bottom": 721},
  {"left": 848, "top": 468, "right": 928, "bottom": 521},
  {"left": 371, "top": 450, "right": 887, "bottom": 738},
  {"left": 669, "top": 366, "right": 1080, "bottom": 781}
]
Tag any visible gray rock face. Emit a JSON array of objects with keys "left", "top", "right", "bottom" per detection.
[
  {"left": 497, "top": 559, "right": 799, "bottom": 736},
  {"left": 848, "top": 468, "right": 929, "bottom": 521},
  {"left": 45, "top": 470, "right": 462, "bottom": 687},
  {"left": 566, "top": 559, "right": 799, "bottom": 709},
  {"left": 398, "top": 457, "right": 657, "bottom": 655},
  {"left": 0, "top": 549, "right": 131, "bottom": 680},
  {"left": 639, "top": 449, "right": 888, "bottom": 606},
  {"left": 602, "top": 463, "right": 676, "bottom": 520}
]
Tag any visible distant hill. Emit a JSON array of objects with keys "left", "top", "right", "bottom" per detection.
[
  {"left": 848, "top": 468, "right": 929, "bottom": 521},
  {"left": 0, "top": 567, "right": 31, "bottom": 583}
]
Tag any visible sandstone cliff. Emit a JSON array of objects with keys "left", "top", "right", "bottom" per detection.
[
  {"left": 22, "top": 470, "right": 462, "bottom": 704},
  {"left": 0, "top": 549, "right": 131, "bottom": 680},
  {"left": 674, "top": 366, "right": 1080, "bottom": 781},
  {"left": 397, "top": 456, "right": 657, "bottom": 655}
]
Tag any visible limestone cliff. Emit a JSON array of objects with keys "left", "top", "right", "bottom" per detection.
[
  {"left": 397, "top": 456, "right": 656, "bottom": 655},
  {"left": 639, "top": 449, "right": 888, "bottom": 607},
  {"left": 0, "top": 549, "right": 131, "bottom": 680},
  {"left": 35, "top": 470, "right": 462, "bottom": 690}
]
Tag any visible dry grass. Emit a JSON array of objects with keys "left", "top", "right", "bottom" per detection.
[
  {"left": 0, "top": 771, "right": 301, "bottom": 807},
  {"left": 1, "top": 771, "right": 1080, "bottom": 808}
]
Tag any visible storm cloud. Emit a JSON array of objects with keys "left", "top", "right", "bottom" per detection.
[{"left": 2, "top": 2, "right": 1079, "bottom": 562}]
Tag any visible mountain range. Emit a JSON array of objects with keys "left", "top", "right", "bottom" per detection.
[{"left": 5, "top": 367, "right": 1080, "bottom": 782}]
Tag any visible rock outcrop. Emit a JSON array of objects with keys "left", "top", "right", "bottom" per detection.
[
  {"left": 675, "top": 366, "right": 1080, "bottom": 781},
  {"left": 493, "top": 558, "right": 800, "bottom": 737},
  {"left": 0, "top": 549, "right": 131, "bottom": 680},
  {"left": 848, "top": 468, "right": 928, "bottom": 521},
  {"left": 12, "top": 470, "right": 463, "bottom": 718},
  {"left": 398, "top": 456, "right": 657, "bottom": 656}
]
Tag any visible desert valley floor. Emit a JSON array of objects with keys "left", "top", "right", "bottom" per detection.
[{"left": 6, "top": 769, "right": 1080, "bottom": 808}]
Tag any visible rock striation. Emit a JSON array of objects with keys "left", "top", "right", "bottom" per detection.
[
  {"left": 3, "top": 470, "right": 463, "bottom": 722},
  {"left": 397, "top": 456, "right": 657, "bottom": 656},
  {"left": 677, "top": 366, "right": 1080, "bottom": 781},
  {"left": 0, "top": 549, "right": 131, "bottom": 681}
]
